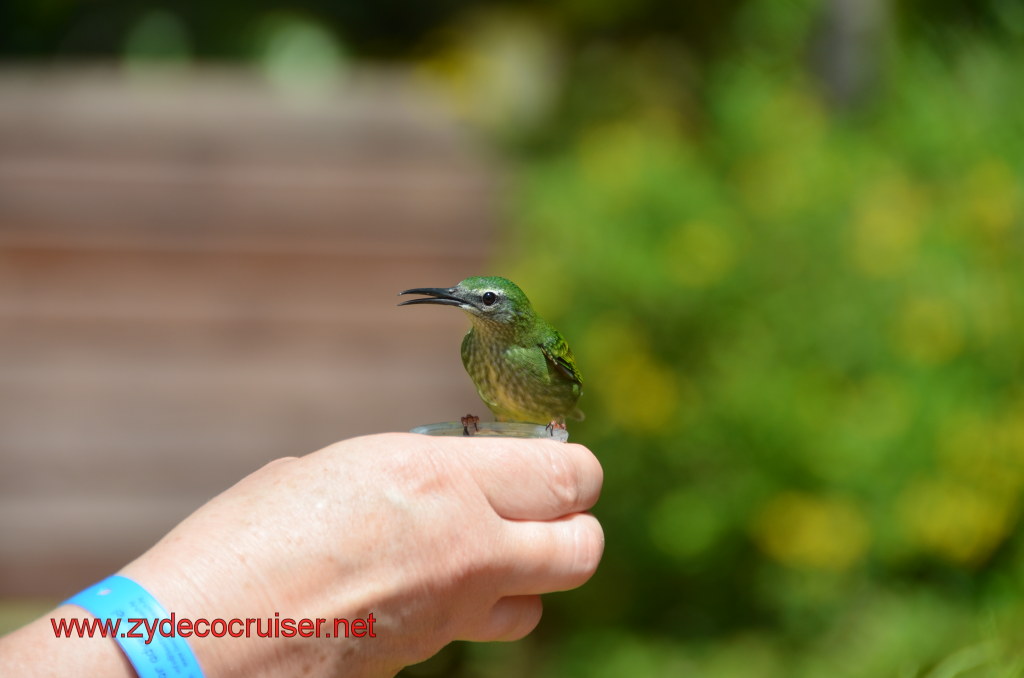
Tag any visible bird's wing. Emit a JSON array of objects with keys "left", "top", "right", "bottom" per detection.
[{"left": 539, "top": 332, "right": 583, "bottom": 387}]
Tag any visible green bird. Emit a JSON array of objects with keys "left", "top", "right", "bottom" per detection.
[{"left": 399, "top": 276, "right": 583, "bottom": 430}]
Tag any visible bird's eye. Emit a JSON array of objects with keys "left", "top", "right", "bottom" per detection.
[{"left": 482, "top": 291, "right": 498, "bottom": 306}]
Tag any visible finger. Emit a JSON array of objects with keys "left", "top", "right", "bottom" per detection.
[
  {"left": 461, "top": 439, "right": 603, "bottom": 520},
  {"left": 496, "top": 512, "right": 604, "bottom": 595},
  {"left": 457, "top": 595, "right": 543, "bottom": 642}
]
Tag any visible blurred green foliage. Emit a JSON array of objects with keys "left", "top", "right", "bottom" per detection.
[{"left": 483, "top": 4, "right": 1024, "bottom": 677}]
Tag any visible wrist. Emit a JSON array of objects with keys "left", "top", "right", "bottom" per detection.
[
  {"left": 120, "top": 548, "right": 290, "bottom": 678},
  {"left": 63, "top": 576, "right": 205, "bottom": 678}
]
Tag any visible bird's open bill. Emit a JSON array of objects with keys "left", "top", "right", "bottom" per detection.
[{"left": 398, "top": 287, "right": 465, "bottom": 307}]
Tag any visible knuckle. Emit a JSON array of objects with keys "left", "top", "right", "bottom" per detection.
[
  {"left": 570, "top": 515, "right": 605, "bottom": 579},
  {"left": 544, "top": 445, "right": 583, "bottom": 510}
]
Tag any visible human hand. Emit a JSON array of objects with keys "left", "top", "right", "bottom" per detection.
[{"left": 117, "top": 432, "right": 604, "bottom": 678}]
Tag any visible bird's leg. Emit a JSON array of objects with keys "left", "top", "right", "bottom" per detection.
[
  {"left": 545, "top": 418, "right": 567, "bottom": 436},
  {"left": 461, "top": 414, "right": 480, "bottom": 436}
]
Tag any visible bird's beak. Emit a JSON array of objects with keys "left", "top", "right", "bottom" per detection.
[{"left": 398, "top": 287, "right": 466, "bottom": 307}]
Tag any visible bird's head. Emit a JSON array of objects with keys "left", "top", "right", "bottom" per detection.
[{"left": 399, "top": 276, "right": 534, "bottom": 326}]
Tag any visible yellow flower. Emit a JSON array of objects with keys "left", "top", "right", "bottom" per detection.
[
  {"left": 581, "top": 317, "right": 682, "bottom": 432},
  {"left": 603, "top": 352, "right": 680, "bottom": 432},
  {"left": 898, "top": 476, "right": 1016, "bottom": 567},
  {"left": 752, "top": 492, "right": 870, "bottom": 572},
  {"left": 963, "top": 159, "right": 1018, "bottom": 239},
  {"left": 849, "top": 174, "right": 924, "bottom": 277}
]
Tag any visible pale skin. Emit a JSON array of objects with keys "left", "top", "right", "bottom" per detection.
[{"left": 0, "top": 433, "right": 604, "bottom": 678}]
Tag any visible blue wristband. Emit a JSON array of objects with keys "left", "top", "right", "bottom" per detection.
[{"left": 64, "top": 575, "right": 205, "bottom": 678}]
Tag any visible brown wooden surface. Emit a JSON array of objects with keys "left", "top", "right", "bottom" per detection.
[{"left": 0, "top": 67, "right": 498, "bottom": 597}]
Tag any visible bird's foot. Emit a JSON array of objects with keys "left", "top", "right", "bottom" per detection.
[
  {"left": 545, "top": 419, "right": 567, "bottom": 436},
  {"left": 461, "top": 414, "right": 480, "bottom": 436}
]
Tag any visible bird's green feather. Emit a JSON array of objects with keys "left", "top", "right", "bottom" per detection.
[{"left": 539, "top": 330, "right": 583, "bottom": 387}]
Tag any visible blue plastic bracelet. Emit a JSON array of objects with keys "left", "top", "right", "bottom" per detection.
[{"left": 63, "top": 575, "right": 205, "bottom": 678}]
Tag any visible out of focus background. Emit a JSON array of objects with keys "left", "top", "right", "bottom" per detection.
[{"left": 2, "top": 0, "right": 1024, "bottom": 675}]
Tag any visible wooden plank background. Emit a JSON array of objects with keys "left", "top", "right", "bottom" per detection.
[{"left": 0, "top": 67, "right": 498, "bottom": 597}]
